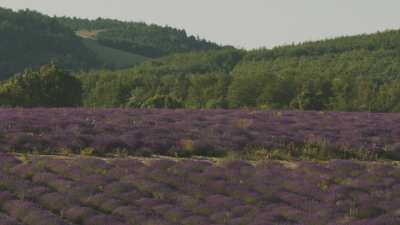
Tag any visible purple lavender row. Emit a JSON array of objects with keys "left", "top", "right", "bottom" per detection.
[
  {"left": 1, "top": 154, "right": 400, "bottom": 224},
  {"left": 1, "top": 108, "right": 400, "bottom": 159}
]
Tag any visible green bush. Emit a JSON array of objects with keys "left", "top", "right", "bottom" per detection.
[
  {"left": 0, "top": 64, "right": 83, "bottom": 107},
  {"left": 141, "top": 95, "right": 183, "bottom": 109}
]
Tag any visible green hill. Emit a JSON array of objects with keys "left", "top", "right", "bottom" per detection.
[
  {"left": 57, "top": 17, "right": 221, "bottom": 58},
  {"left": 0, "top": 7, "right": 99, "bottom": 80},
  {"left": 81, "top": 39, "right": 148, "bottom": 69},
  {"left": 76, "top": 29, "right": 400, "bottom": 112},
  {"left": 0, "top": 7, "right": 220, "bottom": 80},
  {"left": 245, "top": 29, "right": 400, "bottom": 61}
]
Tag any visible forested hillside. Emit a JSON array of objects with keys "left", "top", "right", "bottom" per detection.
[
  {"left": 228, "top": 30, "right": 400, "bottom": 111},
  {"left": 2, "top": 6, "right": 400, "bottom": 112},
  {"left": 78, "top": 48, "right": 244, "bottom": 108},
  {"left": 245, "top": 30, "right": 400, "bottom": 61},
  {"left": 0, "top": 8, "right": 99, "bottom": 80},
  {"left": 76, "top": 29, "right": 400, "bottom": 112},
  {"left": 0, "top": 7, "right": 220, "bottom": 79},
  {"left": 57, "top": 17, "right": 221, "bottom": 58}
]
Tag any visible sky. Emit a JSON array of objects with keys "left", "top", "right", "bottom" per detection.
[{"left": 2, "top": 0, "right": 400, "bottom": 49}]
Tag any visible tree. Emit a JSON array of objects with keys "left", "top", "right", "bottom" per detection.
[
  {"left": 257, "top": 76, "right": 297, "bottom": 109},
  {"left": 376, "top": 81, "right": 400, "bottom": 112},
  {"left": 290, "top": 77, "right": 333, "bottom": 110},
  {"left": 185, "top": 73, "right": 230, "bottom": 108},
  {"left": 141, "top": 95, "right": 183, "bottom": 109},
  {"left": 0, "top": 64, "right": 83, "bottom": 107},
  {"left": 38, "top": 64, "right": 83, "bottom": 107}
]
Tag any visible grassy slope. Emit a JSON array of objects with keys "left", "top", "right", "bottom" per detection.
[
  {"left": 81, "top": 38, "right": 149, "bottom": 68},
  {"left": 57, "top": 17, "right": 221, "bottom": 58},
  {"left": 75, "top": 29, "right": 109, "bottom": 39},
  {"left": 0, "top": 8, "right": 100, "bottom": 80}
]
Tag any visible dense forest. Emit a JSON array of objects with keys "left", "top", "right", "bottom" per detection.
[
  {"left": 0, "top": 7, "right": 220, "bottom": 79},
  {"left": 75, "top": 30, "right": 400, "bottom": 112}
]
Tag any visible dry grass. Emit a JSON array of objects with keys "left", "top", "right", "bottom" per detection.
[{"left": 75, "top": 29, "right": 109, "bottom": 39}]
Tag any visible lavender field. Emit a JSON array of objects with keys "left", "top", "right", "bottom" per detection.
[
  {"left": 1, "top": 108, "right": 400, "bottom": 160},
  {"left": 1, "top": 108, "right": 400, "bottom": 225},
  {"left": 0, "top": 153, "right": 399, "bottom": 225}
]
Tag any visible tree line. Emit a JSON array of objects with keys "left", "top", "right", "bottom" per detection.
[{"left": 4, "top": 53, "right": 399, "bottom": 112}]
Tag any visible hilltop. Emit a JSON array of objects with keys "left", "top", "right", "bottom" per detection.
[
  {"left": 57, "top": 16, "right": 220, "bottom": 58},
  {"left": 0, "top": 7, "right": 220, "bottom": 80},
  {"left": 0, "top": 8, "right": 97, "bottom": 80}
]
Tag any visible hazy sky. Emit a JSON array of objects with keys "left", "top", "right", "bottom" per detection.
[{"left": 2, "top": 0, "right": 400, "bottom": 49}]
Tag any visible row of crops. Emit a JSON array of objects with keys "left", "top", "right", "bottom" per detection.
[
  {"left": 1, "top": 108, "right": 400, "bottom": 160},
  {"left": 0, "top": 154, "right": 399, "bottom": 225}
]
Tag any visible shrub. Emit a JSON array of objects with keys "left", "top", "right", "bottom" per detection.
[
  {"left": 0, "top": 213, "right": 20, "bottom": 225},
  {"left": 22, "top": 209, "right": 65, "bottom": 225},
  {"left": 192, "top": 141, "right": 227, "bottom": 157},
  {"left": 63, "top": 206, "right": 97, "bottom": 223},
  {"left": 3, "top": 200, "right": 35, "bottom": 221},
  {"left": 387, "top": 143, "right": 400, "bottom": 160},
  {"left": 38, "top": 192, "right": 70, "bottom": 212},
  {"left": 103, "top": 182, "right": 132, "bottom": 195},
  {"left": 112, "top": 206, "right": 145, "bottom": 224},
  {"left": 2, "top": 64, "right": 83, "bottom": 107},
  {"left": 353, "top": 206, "right": 386, "bottom": 219},
  {"left": 0, "top": 191, "right": 13, "bottom": 205},
  {"left": 83, "top": 214, "right": 128, "bottom": 225},
  {"left": 80, "top": 147, "right": 96, "bottom": 156},
  {"left": 100, "top": 198, "right": 123, "bottom": 213},
  {"left": 141, "top": 95, "right": 183, "bottom": 109},
  {"left": 181, "top": 215, "right": 210, "bottom": 225}
]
